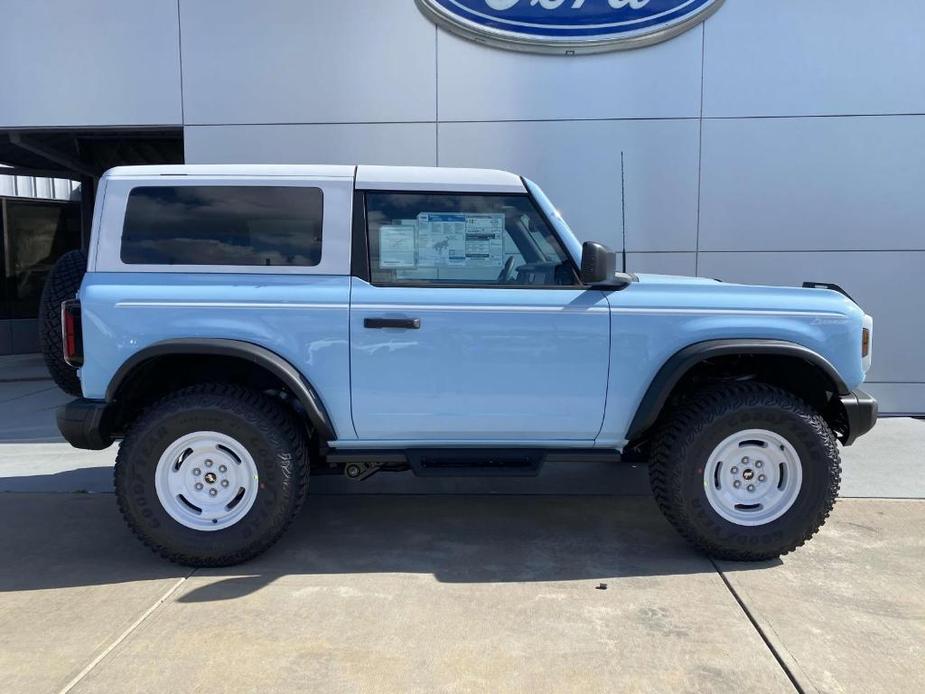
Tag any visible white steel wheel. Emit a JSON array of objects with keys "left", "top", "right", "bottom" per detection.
[
  {"left": 154, "top": 431, "right": 259, "bottom": 531},
  {"left": 702, "top": 428, "right": 803, "bottom": 527}
]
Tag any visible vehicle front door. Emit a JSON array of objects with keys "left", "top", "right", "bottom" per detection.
[{"left": 349, "top": 190, "right": 611, "bottom": 442}]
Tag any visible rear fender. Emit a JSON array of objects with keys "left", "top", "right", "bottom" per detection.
[{"left": 107, "top": 338, "right": 336, "bottom": 440}]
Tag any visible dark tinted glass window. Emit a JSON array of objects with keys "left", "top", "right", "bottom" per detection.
[
  {"left": 365, "top": 192, "right": 577, "bottom": 287},
  {"left": 121, "top": 186, "right": 323, "bottom": 266}
]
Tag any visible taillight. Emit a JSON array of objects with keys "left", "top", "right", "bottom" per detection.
[
  {"left": 861, "top": 328, "right": 870, "bottom": 358},
  {"left": 61, "top": 299, "right": 84, "bottom": 367}
]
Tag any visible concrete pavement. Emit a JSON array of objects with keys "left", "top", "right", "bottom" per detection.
[
  {"left": 717, "top": 500, "right": 925, "bottom": 693},
  {"left": 1, "top": 354, "right": 923, "bottom": 692},
  {"left": 0, "top": 353, "right": 52, "bottom": 383},
  {"left": 0, "top": 494, "right": 921, "bottom": 693}
]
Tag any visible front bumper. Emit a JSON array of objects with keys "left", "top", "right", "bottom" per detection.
[
  {"left": 56, "top": 399, "right": 114, "bottom": 450},
  {"left": 839, "top": 389, "right": 878, "bottom": 446}
]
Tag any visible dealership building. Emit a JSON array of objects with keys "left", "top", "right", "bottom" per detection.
[{"left": 1, "top": 0, "right": 922, "bottom": 414}]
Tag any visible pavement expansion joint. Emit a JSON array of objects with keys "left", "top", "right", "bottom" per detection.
[
  {"left": 57, "top": 569, "right": 197, "bottom": 694},
  {"left": 710, "top": 558, "right": 810, "bottom": 694}
]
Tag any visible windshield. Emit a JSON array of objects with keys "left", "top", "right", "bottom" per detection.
[{"left": 523, "top": 178, "right": 583, "bottom": 267}]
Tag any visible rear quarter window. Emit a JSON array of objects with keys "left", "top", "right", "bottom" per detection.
[{"left": 120, "top": 185, "right": 323, "bottom": 266}]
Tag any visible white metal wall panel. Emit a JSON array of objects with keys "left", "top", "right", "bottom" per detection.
[
  {"left": 626, "top": 253, "right": 697, "bottom": 277},
  {"left": 179, "top": 0, "right": 437, "bottom": 125},
  {"left": 184, "top": 123, "right": 437, "bottom": 167},
  {"left": 860, "top": 384, "right": 925, "bottom": 418},
  {"left": 438, "top": 119, "right": 699, "bottom": 253},
  {"left": 699, "top": 116, "right": 925, "bottom": 252},
  {"left": 439, "top": 120, "right": 622, "bottom": 250},
  {"left": 703, "top": 0, "right": 925, "bottom": 117},
  {"left": 33, "top": 178, "right": 52, "bottom": 199},
  {"left": 13, "top": 177, "right": 34, "bottom": 198},
  {"left": 437, "top": 24, "right": 703, "bottom": 121},
  {"left": 53, "top": 180, "right": 79, "bottom": 200},
  {"left": 0, "top": 0, "right": 181, "bottom": 127},
  {"left": 0, "top": 176, "right": 78, "bottom": 200},
  {"left": 621, "top": 120, "right": 700, "bottom": 252}
]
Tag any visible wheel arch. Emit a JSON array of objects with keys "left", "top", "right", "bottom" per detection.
[
  {"left": 107, "top": 338, "right": 335, "bottom": 441},
  {"left": 626, "top": 339, "right": 850, "bottom": 443}
]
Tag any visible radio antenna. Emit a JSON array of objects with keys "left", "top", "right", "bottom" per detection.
[{"left": 620, "top": 150, "right": 627, "bottom": 273}]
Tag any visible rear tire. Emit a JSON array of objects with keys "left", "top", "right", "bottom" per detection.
[
  {"left": 38, "top": 249, "right": 86, "bottom": 396},
  {"left": 649, "top": 382, "right": 840, "bottom": 561},
  {"left": 115, "top": 384, "right": 309, "bottom": 567}
]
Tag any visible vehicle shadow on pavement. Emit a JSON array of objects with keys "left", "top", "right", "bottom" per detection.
[
  {"left": 0, "top": 493, "right": 778, "bottom": 601},
  {"left": 0, "top": 466, "right": 113, "bottom": 492},
  {"left": 178, "top": 495, "right": 780, "bottom": 602}
]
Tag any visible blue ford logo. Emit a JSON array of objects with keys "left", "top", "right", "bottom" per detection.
[{"left": 416, "top": 0, "right": 725, "bottom": 53}]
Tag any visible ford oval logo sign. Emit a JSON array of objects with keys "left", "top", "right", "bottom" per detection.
[{"left": 416, "top": 0, "right": 725, "bottom": 54}]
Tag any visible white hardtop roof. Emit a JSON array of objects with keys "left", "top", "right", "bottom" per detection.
[
  {"left": 104, "top": 164, "right": 355, "bottom": 179},
  {"left": 356, "top": 165, "right": 525, "bottom": 193},
  {"left": 102, "top": 164, "right": 526, "bottom": 193}
]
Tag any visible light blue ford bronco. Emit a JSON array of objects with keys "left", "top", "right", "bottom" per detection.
[{"left": 44, "top": 164, "right": 877, "bottom": 567}]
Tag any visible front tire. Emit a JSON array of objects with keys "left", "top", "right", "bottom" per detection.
[
  {"left": 649, "top": 383, "right": 840, "bottom": 561},
  {"left": 115, "top": 384, "right": 308, "bottom": 567}
]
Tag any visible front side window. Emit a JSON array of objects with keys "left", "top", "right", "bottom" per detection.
[
  {"left": 365, "top": 192, "right": 577, "bottom": 287},
  {"left": 121, "top": 185, "right": 323, "bottom": 266}
]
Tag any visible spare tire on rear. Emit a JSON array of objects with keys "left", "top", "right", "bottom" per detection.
[{"left": 38, "top": 249, "right": 87, "bottom": 396}]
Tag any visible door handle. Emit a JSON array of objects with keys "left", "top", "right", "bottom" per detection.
[{"left": 363, "top": 317, "right": 421, "bottom": 329}]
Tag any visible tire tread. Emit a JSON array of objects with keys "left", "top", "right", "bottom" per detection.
[
  {"left": 649, "top": 382, "right": 840, "bottom": 561},
  {"left": 114, "top": 383, "right": 309, "bottom": 567}
]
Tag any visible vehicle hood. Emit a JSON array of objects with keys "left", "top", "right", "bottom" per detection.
[
  {"left": 633, "top": 273, "right": 722, "bottom": 286},
  {"left": 625, "top": 273, "right": 865, "bottom": 319}
]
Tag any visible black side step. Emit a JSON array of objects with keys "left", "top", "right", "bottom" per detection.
[
  {"left": 407, "top": 449, "right": 544, "bottom": 477},
  {"left": 325, "top": 447, "right": 622, "bottom": 478}
]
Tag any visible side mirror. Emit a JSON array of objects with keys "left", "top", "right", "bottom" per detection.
[{"left": 580, "top": 241, "right": 633, "bottom": 288}]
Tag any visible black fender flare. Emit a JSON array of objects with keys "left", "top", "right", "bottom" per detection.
[
  {"left": 107, "top": 338, "right": 336, "bottom": 440},
  {"left": 625, "top": 339, "right": 850, "bottom": 441}
]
